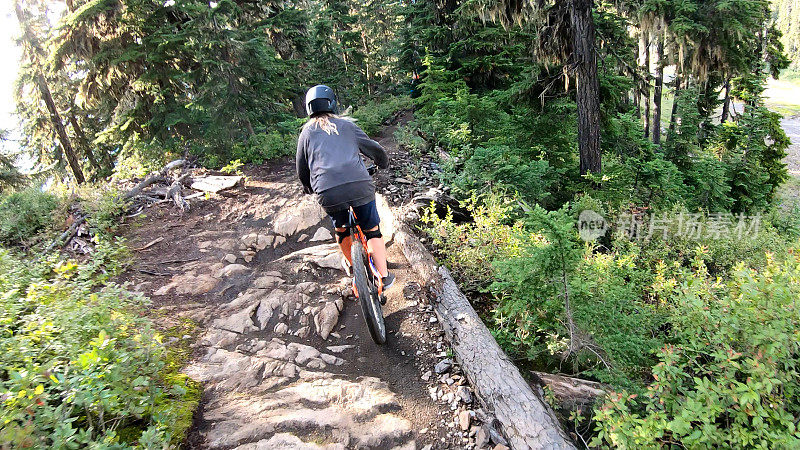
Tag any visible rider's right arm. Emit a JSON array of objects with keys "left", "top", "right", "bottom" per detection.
[{"left": 296, "top": 133, "right": 313, "bottom": 194}]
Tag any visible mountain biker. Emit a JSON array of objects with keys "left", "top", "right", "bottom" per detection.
[{"left": 295, "top": 85, "right": 395, "bottom": 290}]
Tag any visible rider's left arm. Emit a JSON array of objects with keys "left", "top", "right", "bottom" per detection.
[{"left": 296, "top": 134, "right": 313, "bottom": 194}]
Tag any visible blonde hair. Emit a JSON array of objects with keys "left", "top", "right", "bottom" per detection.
[{"left": 302, "top": 113, "right": 354, "bottom": 135}]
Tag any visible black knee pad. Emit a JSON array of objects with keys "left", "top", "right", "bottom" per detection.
[
  {"left": 335, "top": 229, "right": 351, "bottom": 243},
  {"left": 364, "top": 228, "right": 382, "bottom": 240}
]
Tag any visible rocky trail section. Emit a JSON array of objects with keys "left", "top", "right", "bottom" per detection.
[{"left": 122, "top": 161, "right": 511, "bottom": 449}]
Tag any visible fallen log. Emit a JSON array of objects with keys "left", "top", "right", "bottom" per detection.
[
  {"left": 45, "top": 215, "right": 86, "bottom": 253},
  {"left": 530, "top": 371, "right": 606, "bottom": 413},
  {"left": 189, "top": 175, "right": 243, "bottom": 193},
  {"left": 411, "top": 187, "right": 471, "bottom": 223},
  {"left": 376, "top": 195, "right": 575, "bottom": 450},
  {"left": 124, "top": 159, "right": 185, "bottom": 200}
]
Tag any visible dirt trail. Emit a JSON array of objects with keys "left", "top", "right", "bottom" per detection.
[
  {"left": 121, "top": 126, "right": 501, "bottom": 449},
  {"left": 782, "top": 117, "right": 800, "bottom": 175}
]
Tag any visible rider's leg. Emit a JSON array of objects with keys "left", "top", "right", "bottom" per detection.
[
  {"left": 335, "top": 227, "right": 352, "bottom": 265},
  {"left": 365, "top": 225, "right": 388, "bottom": 277}
]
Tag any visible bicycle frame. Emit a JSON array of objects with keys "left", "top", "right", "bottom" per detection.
[{"left": 348, "top": 207, "right": 384, "bottom": 297}]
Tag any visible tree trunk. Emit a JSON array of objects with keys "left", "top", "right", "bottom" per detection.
[
  {"left": 667, "top": 75, "right": 682, "bottom": 139},
  {"left": 15, "top": 2, "right": 84, "bottom": 183},
  {"left": 361, "top": 32, "right": 373, "bottom": 96},
  {"left": 570, "top": 0, "right": 602, "bottom": 175},
  {"left": 375, "top": 195, "right": 576, "bottom": 450},
  {"left": 292, "top": 95, "right": 307, "bottom": 118},
  {"left": 37, "top": 74, "right": 85, "bottom": 184},
  {"left": 642, "top": 34, "right": 651, "bottom": 139},
  {"left": 652, "top": 25, "right": 664, "bottom": 145},
  {"left": 69, "top": 115, "right": 101, "bottom": 174},
  {"left": 721, "top": 77, "right": 731, "bottom": 123}
]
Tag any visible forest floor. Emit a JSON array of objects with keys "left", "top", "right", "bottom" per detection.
[{"left": 118, "top": 120, "right": 507, "bottom": 449}]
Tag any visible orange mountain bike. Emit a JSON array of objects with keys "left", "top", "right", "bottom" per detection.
[{"left": 348, "top": 166, "right": 387, "bottom": 344}]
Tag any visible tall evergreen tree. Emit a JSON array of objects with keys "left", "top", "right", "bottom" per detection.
[{"left": 468, "top": 0, "right": 603, "bottom": 175}]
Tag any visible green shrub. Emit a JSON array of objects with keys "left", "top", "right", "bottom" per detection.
[
  {"left": 0, "top": 189, "right": 59, "bottom": 245},
  {"left": 0, "top": 241, "right": 198, "bottom": 448},
  {"left": 421, "top": 193, "right": 525, "bottom": 291},
  {"left": 453, "top": 144, "right": 554, "bottom": 205},
  {"left": 393, "top": 124, "right": 427, "bottom": 157},
  {"left": 621, "top": 205, "right": 792, "bottom": 278},
  {"left": 424, "top": 193, "right": 798, "bottom": 390},
  {"left": 592, "top": 251, "right": 800, "bottom": 448},
  {"left": 352, "top": 96, "right": 413, "bottom": 136},
  {"left": 490, "top": 204, "right": 667, "bottom": 387},
  {"left": 228, "top": 131, "right": 298, "bottom": 166}
]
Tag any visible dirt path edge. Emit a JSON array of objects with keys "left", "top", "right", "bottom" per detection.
[{"left": 376, "top": 195, "right": 576, "bottom": 450}]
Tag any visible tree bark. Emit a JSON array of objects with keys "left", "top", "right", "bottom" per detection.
[
  {"left": 642, "top": 34, "right": 651, "bottom": 139},
  {"left": 292, "top": 95, "right": 307, "bottom": 118},
  {"left": 570, "top": 0, "right": 602, "bottom": 175},
  {"left": 721, "top": 77, "right": 731, "bottom": 123},
  {"left": 667, "top": 75, "right": 681, "bottom": 139},
  {"left": 530, "top": 371, "right": 606, "bottom": 413},
  {"left": 652, "top": 25, "right": 664, "bottom": 145},
  {"left": 37, "top": 74, "right": 85, "bottom": 184},
  {"left": 69, "top": 115, "right": 101, "bottom": 174},
  {"left": 376, "top": 196, "right": 576, "bottom": 450},
  {"left": 15, "top": 2, "right": 85, "bottom": 184}
]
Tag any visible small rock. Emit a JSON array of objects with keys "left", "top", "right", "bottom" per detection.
[
  {"left": 457, "top": 386, "right": 473, "bottom": 404},
  {"left": 396, "top": 177, "right": 412, "bottom": 184},
  {"left": 240, "top": 250, "right": 256, "bottom": 263},
  {"left": 421, "top": 445, "right": 432, "bottom": 450},
  {"left": 241, "top": 233, "right": 258, "bottom": 248},
  {"left": 429, "top": 316, "right": 438, "bottom": 324},
  {"left": 435, "top": 358, "right": 453, "bottom": 374},
  {"left": 256, "top": 234, "right": 274, "bottom": 250},
  {"left": 223, "top": 253, "right": 237, "bottom": 263},
  {"left": 320, "top": 353, "right": 341, "bottom": 365},
  {"left": 476, "top": 426, "right": 490, "bottom": 448},
  {"left": 298, "top": 233, "right": 309, "bottom": 242},
  {"left": 314, "top": 302, "right": 340, "bottom": 339},
  {"left": 421, "top": 370, "right": 432, "bottom": 381},
  {"left": 273, "top": 323, "right": 289, "bottom": 335},
  {"left": 493, "top": 446, "right": 510, "bottom": 450},
  {"left": 459, "top": 410, "right": 471, "bottom": 431},
  {"left": 215, "top": 264, "right": 250, "bottom": 278},
  {"left": 489, "top": 426, "right": 508, "bottom": 447},
  {"left": 326, "top": 344, "right": 355, "bottom": 353},
  {"left": 310, "top": 227, "right": 333, "bottom": 242}
]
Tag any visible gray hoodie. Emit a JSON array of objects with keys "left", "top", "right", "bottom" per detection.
[{"left": 296, "top": 117, "right": 389, "bottom": 213}]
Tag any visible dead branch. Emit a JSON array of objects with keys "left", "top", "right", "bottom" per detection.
[
  {"left": 45, "top": 215, "right": 86, "bottom": 253},
  {"left": 133, "top": 237, "right": 164, "bottom": 251},
  {"left": 136, "top": 268, "right": 173, "bottom": 276},
  {"left": 124, "top": 159, "right": 185, "bottom": 200},
  {"left": 166, "top": 173, "right": 190, "bottom": 212}
]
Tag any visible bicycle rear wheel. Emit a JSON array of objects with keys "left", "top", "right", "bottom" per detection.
[{"left": 351, "top": 240, "right": 386, "bottom": 344}]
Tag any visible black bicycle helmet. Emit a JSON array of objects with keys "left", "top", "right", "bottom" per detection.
[{"left": 305, "top": 85, "right": 338, "bottom": 117}]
